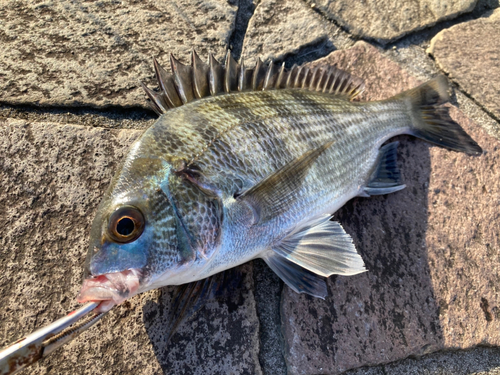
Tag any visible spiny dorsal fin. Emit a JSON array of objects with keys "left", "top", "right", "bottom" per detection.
[{"left": 141, "top": 51, "right": 366, "bottom": 115}]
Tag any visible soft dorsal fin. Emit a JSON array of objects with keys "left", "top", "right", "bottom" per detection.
[{"left": 141, "top": 50, "right": 366, "bottom": 115}]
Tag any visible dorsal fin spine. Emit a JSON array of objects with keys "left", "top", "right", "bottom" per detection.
[
  {"left": 322, "top": 71, "right": 333, "bottom": 93},
  {"left": 263, "top": 61, "right": 274, "bottom": 90},
  {"left": 301, "top": 68, "right": 310, "bottom": 89},
  {"left": 238, "top": 57, "right": 245, "bottom": 92},
  {"left": 224, "top": 52, "right": 238, "bottom": 93},
  {"left": 252, "top": 58, "right": 262, "bottom": 90},
  {"left": 285, "top": 64, "right": 298, "bottom": 88},
  {"left": 140, "top": 81, "right": 166, "bottom": 115},
  {"left": 153, "top": 58, "right": 181, "bottom": 108},
  {"left": 331, "top": 70, "right": 342, "bottom": 95},
  {"left": 275, "top": 62, "right": 287, "bottom": 89},
  {"left": 309, "top": 67, "right": 319, "bottom": 90},
  {"left": 141, "top": 51, "right": 366, "bottom": 115},
  {"left": 209, "top": 53, "right": 223, "bottom": 95},
  {"left": 292, "top": 66, "right": 303, "bottom": 88},
  {"left": 191, "top": 49, "right": 210, "bottom": 99},
  {"left": 318, "top": 69, "right": 329, "bottom": 92}
]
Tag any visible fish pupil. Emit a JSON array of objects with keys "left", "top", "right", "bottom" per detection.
[{"left": 117, "top": 217, "right": 135, "bottom": 236}]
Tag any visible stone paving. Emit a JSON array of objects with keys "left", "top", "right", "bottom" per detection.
[{"left": 1, "top": 0, "right": 499, "bottom": 374}]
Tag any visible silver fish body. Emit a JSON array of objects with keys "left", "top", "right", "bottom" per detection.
[{"left": 77, "top": 53, "right": 482, "bottom": 310}]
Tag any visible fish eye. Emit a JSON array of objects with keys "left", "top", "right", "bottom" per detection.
[{"left": 108, "top": 206, "right": 145, "bottom": 243}]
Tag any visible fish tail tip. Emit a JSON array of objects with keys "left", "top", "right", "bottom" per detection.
[{"left": 400, "top": 76, "right": 482, "bottom": 155}]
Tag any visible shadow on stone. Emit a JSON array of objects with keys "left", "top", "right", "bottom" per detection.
[
  {"left": 0, "top": 102, "right": 156, "bottom": 130},
  {"left": 280, "top": 134, "right": 445, "bottom": 374},
  {"left": 229, "top": 0, "right": 257, "bottom": 61},
  {"left": 142, "top": 264, "right": 262, "bottom": 375},
  {"left": 280, "top": 39, "right": 337, "bottom": 68}
]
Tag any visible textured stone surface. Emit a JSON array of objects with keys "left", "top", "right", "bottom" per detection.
[
  {"left": 253, "top": 259, "right": 287, "bottom": 375},
  {"left": 428, "top": 8, "right": 500, "bottom": 118},
  {"left": 0, "top": 0, "right": 237, "bottom": 109},
  {"left": 282, "top": 42, "right": 500, "bottom": 375},
  {"left": 1, "top": 1, "right": 500, "bottom": 372},
  {"left": 241, "top": 0, "right": 349, "bottom": 65},
  {"left": 308, "top": 0, "right": 478, "bottom": 44},
  {"left": 345, "top": 347, "right": 500, "bottom": 375},
  {"left": 0, "top": 119, "right": 261, "bottom": 374}
]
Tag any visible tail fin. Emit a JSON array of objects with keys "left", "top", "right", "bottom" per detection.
[{"left": 396, "top": 75, "right": 482, "bottom": 155}]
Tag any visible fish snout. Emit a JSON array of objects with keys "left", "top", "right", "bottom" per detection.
[{"left": 76, "top": 269, "right": 141, "bottom": 312}]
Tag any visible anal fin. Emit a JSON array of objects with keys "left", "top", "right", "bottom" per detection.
[
  {"left": 273, "top": 215, "right": 366, "bottom": 278},
  {"left": 364, "top": 141, "right": 406, "bottom": 196}
]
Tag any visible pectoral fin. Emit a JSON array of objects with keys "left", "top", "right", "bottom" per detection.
[
  {"left": 237, "top": 141, "right": 334, "bottom": 223},
  {"left": 165, "top": 268, "right": 244, "bottom": 341},
  {"left": 273, "top": 215, "right": 366, "bottom": 277}
]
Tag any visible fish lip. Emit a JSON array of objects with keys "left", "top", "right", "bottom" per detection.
[{"left": 77, "top": 269, "right": 141, "bottom": 311}]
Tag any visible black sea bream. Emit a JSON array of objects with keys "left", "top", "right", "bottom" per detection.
[{"left": 77, "top": 51, "right": 482, "bottom": 312}]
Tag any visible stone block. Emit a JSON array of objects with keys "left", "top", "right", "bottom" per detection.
[
  {"left": 428, "top": 9, "right": 500, "bottom": 118},
  {"left": 281, "top": 41, "right": 500, "bottom": 375},
  {"left": 0, "top": 0, "right": 237, "bottom": 109},
  {"left": 0, "top": 119, "right": 261, "bottom": 374}
]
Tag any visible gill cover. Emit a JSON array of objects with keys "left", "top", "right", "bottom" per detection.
[
  {"left": 160, "top": 168, "right": 223, "bottom": 262},
  {"left": 84, "top": 156, "right": 223, "bottom": 287}
]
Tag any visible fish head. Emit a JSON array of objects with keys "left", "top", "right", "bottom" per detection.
[{"left": 77, "top": 153, "right": 222, "bottom": 312}]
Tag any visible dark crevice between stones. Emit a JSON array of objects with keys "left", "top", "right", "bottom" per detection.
[
  {"left": 0, "top": 102, "right": 156, "bottom": 130},
  {"left": 228, "top": 0, "right": 257, "bottom": 61},
  {"left": 343, "top": 346, "right": 500, "bottom": 374},
  {"left": 298, "top": 0, "right": 360, "bottom": 44},
  {"left": 303, "top": 0, "right": 498, "bottom": 49},
  {"left": 447, "top": 81, "right": 500, "bottom": 127},
  {"left": 278, "top": 38, "right": 337, "bottom": 68},
  {"left": 384, "top": 0, "right": 499, "bottom": 49},
  {"left": 252, "top": 259, "right": 288, "bottom": 375}
]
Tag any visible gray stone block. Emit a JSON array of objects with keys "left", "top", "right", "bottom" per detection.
[
  {"left": 0, "top": 0, "right": 237, "bottom": 109},
  {"left": 281, "top": 42, "right": 500, "bottom": 375},
  {"left": 0, "top": 119, "right": 261, "bottom": 374},
  {"left": 306, "top": 0, "right": 478, "bottom": 44},
  {"left": 428, "top": 8, "right": 500, "bottom": 119}
]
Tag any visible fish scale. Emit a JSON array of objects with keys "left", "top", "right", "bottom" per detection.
[
  {"left": 78, "top": 51, "right": 481, "bottom": 310},
  {"left": 142, "top": 90, "right": 401, "bottom": 202}
]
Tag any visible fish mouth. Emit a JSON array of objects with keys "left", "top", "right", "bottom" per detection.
[{"left": 77, "top": 269, "right": 141, "bottom": 313}]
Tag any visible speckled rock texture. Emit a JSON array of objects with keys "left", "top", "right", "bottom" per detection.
[
  {"left": 0, "top": 0, "right": 237, "bottom": 109},
  {"left": 281, "top": 41, "right": 500, "bottom": 375},
  {"left": 0, "top": 119, "right": 261, "bottom": 374},
  {"left": 308, "top": 0, "right": 478, "bottom": 44},
  {"left": 427, "top": 8, "right": 500, "bottom": 118},
  {"left": 241, "top": 0, "right": 346, "bottom": 64},
  {"left": 344, "top": 346, "right": 500, "bottom": 375},
  {"left": 1, "top": 0, "right": 500, "bottom": 374}
]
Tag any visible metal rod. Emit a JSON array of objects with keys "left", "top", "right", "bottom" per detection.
[{"left": 0, "top": 302, "right": 100, "bottom": 375}]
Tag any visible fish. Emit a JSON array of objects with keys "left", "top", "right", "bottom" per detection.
[{"left": 76, "top": 50, "right": 482, "bottom": 313}]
